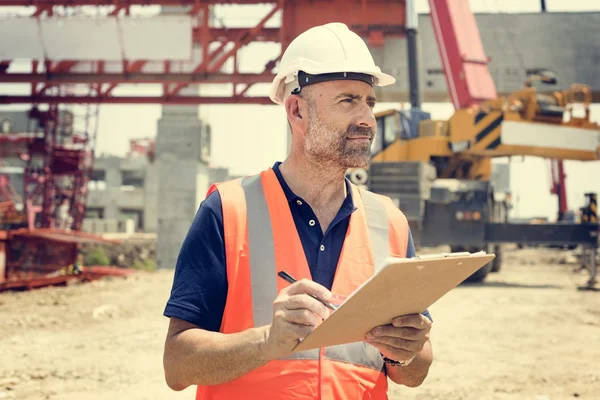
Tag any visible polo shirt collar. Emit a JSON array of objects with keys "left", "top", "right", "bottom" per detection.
[{"left": 271, "top": 161, "right": 357, "bottom": 212}]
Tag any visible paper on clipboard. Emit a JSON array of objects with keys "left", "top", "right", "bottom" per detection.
[{"left": 293, "top": 250, "right": 495, "bottom": 352}]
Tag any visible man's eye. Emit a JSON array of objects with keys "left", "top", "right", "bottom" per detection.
[
  {"left": 342, "top": 98, "right": 354, "bottom": 103},
  {"left": 368, "top": 102, "right": 376, "bottom": 108}
]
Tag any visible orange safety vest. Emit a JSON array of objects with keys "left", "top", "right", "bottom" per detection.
[{"left": 196, "top": 167, "right": 409, "bottom": 400}]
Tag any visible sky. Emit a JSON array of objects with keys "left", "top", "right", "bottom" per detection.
[{"left": 0, "top": 0, "right": 599, "bottom": 221}]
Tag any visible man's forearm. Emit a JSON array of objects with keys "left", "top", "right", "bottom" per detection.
[
  {"left": 386, "top": 340, "right": 433, "bottom": 387},
  {"left": 163, "top": 320, "right": 271, "bottom": 390}
]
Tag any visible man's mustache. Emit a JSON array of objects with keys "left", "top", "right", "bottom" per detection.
[{"left": 346, "top": 125, "right": 374, "bottom": 139}]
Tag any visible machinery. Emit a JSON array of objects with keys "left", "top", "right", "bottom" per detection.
[
  {"left": 348, "top": 0, "right": 600, "bottom": 285},
  {"left": 0, "top": 97, "right": 129, "bottom": 291}
]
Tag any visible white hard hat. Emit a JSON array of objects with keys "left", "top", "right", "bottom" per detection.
[{"left": 269, "top": 22, "right": 396, "bottom": 105}]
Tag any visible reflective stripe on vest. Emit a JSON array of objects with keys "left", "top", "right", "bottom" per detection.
[{"left": 241, "top": 174, "right": 278, "bottom": 328}]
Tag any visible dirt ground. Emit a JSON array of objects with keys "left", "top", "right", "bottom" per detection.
[{"left": 1, "top": 245, "right": 599, "bottom": 400}]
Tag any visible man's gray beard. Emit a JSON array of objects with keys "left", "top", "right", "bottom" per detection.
[
  {"left": 304, "top": 108, "right": 372, "bottom": 168},
  {"left": 304, "top": 125, "right": 371, "bottom": 168}
]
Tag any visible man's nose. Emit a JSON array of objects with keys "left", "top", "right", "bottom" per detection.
[{"left": 356, "top": 103, "right": 376, "bottom": 129}]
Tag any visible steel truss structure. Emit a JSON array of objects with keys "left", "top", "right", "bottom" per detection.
[
  {"left": 0, "top": 0, "right": 410, "bottom": 105},
  {"left": 0, "top": 94, "right": 98, "bottom": 231}
]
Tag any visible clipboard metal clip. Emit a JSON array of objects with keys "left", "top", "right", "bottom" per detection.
[{"left": 414, "top": 251, "right": 485, "bottom": 260}]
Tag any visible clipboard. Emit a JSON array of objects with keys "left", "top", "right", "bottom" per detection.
[{"left": 293, "top": 251, "right": 495, "bottom": 352}]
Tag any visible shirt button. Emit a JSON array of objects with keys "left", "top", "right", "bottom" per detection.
[
  {"left": 309, "top": 219, "right": 315, "bottom": 226},
  {"left": 320, "top": 245, "right": 325, "bottom": 251},
  {"left": 296, "top": 200, "right": 302, "bottom": 205}
]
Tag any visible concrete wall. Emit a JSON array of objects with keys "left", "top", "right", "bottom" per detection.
[
  {"left": 86, "top": 154, "right": 155, "bottom": 232},
  {"left": 85, "top": 153, "right": 229, "bottom": 237},
  {"left": 0, "top": 110, "right": 42, "bottom": 133},
  {"left": 87, "top": 187, "right": 145, "bottom": 215},
  {"left": 82, "top": 218, "right": 136, "bottom": 235},
  {"left": 372, "top": 12, "right": 600, "bottom": 103},
  {"left": 143, "top": 160, "right": 159, "bottom": 233},
  {"left": 208, "top": 167, "right": 230, "bottom": 186}
]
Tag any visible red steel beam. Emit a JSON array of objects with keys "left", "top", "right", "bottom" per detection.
[
  {"left": 165, "top": 40, "right": 228, "bottom": 96},
  {"left": 35, "top": 60, "right": 79, "bottom": 94},
  {"left": 0, "top": 61, "right": 10, "bottom": 73},
  {"left": 109, "top": 5, "right": 127, "bottom": 16},
  {"left": 102, "top": 60, "right": 147, "bottom": 95},
  {"left": 0, "top": 95, "right": 273, "bottom": 105},
  {"left": 235, "top": 55, "right": 280, "bottom": 97},
  {"left": 208, "top": 5, "right": 280, "bottom": 74},
  {"left": 198, "top": 27, "right": 279, "bottom": 43},
  {"left": 48, "top": 60, "right": 79, "bottom": 73},
  {"left": 32, "top": 5, "right": 51, "bottom": 16},
  {"left": 168, "top": 4, "right": 280, "bottom": 96},
  {"left": 0, "top": 72, "right": 276, "bottom": 84},
  {"left": 280, "top": 0, "right": 407, "bottom": 48}
]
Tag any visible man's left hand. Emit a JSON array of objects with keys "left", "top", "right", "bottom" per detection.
[{"left": 365, "top": 313, "right": 432, "bottom": 364}]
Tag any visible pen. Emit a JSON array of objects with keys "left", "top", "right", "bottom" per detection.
[{"left": 277, "top": 270, "right": 339, "bottom": 311}]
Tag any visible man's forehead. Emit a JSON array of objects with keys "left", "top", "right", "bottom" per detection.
[{"left": 314, "top": 79, "right": 376, "bottom": 99}]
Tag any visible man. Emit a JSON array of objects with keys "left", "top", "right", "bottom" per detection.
[
  {"left": 163, "top": 22, "right": 433, "bottom": 399},
  {"left": 56, "top": 197, "right": 71, "bottom": 230}
]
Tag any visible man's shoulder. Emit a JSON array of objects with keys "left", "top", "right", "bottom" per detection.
[
  {"left": 206, "top": 176, "right": 254, "bottom": 218},
  {"left": 183, "top": 189, "right": 224, "bottom": 241},
  {"left": 203, "top": 175, "right": 253, "bottom": 209},
  {"left": 201, "top": 187, "right": 223, "bottom": 215},
  {"left": 206, "top": 177, "right": 243, "bottom": 197}
]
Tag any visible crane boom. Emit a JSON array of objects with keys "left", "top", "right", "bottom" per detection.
[{"left": 429, "top": 0, "right": 498, "bottom": 109}]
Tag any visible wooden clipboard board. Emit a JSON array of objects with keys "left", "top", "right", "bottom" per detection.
[{"left": 294, "top": 251, "right": 495, "bottom": 352}]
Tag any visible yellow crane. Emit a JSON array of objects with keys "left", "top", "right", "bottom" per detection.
[{"left": 351, "top": 74, "right": 599, "bottom": 285}]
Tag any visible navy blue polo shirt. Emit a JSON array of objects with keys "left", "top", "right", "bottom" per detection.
[{"left": 164, "top": 162, "right": 431, "bottom": 332}]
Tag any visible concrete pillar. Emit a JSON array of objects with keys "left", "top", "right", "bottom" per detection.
[
  {"left": 143, "top": 160, "right": 159, "bottom": 233},
  {"left": 103, "top": 157, "right": 120, "bottom": 220},
  {"left": 208, "top": 167, "right": 230, "bottom": 186},
  {"left": 155, "top": 85, "right": 210, "bottom": 270},
  {"left": 155, "top": 4, "right": 213, "bottom": 269}
]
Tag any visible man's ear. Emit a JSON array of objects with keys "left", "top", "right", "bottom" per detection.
[{"left": 285, "top": 95, "right": 305, "bottom": 131}]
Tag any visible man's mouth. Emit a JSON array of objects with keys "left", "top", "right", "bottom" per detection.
[{"left": 347, "top": 136, "right": 371, "bottom": 141}]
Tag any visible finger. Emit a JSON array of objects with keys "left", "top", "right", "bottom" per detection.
[
  {"left": 367, "top": 336, "right": 424, "bottom": 353},
  {"left": 284, "top": 294, "right": 330, "bottom": 320},
  {"left": 370, "top": 342, "right": 415, "bottom": 362},
  {"left": 391, "top": 314, "right": 432, "bottom": 329},
  {"left": 285, "top": 278, "right": 333, "bottom": 303},
  {"left": 286, "top": 322, "right": 315, "bottom": 340},
  {"left": 281, "top": 308, "right": 323, "bottom": 327},
  {"left": 368, "top": 325, "right": 427, "bottom": 341}
]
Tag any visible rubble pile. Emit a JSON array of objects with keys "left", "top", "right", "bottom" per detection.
[{"left": 80, "top": 236, "right": 156, "bottom": 270}]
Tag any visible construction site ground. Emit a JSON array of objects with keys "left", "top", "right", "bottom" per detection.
[{"left": 1, "top": 245, "right": 599, "bottom": 400}]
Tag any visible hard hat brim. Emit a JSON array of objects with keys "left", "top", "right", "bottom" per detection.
[{"left": 269, "top": 68, "right": 396, "bottom": 105}]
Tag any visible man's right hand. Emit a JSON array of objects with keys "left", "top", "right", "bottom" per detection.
[{"left": 260, "top": 279, "right": 333, "bottom": 360}]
